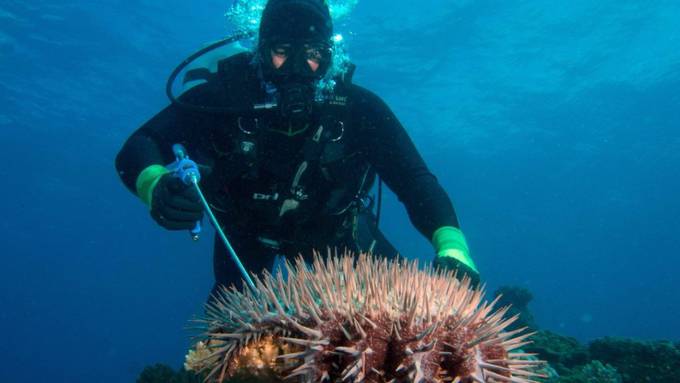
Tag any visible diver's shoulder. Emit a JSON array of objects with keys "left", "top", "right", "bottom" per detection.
[
  {"left": 346, "top": 83, "right": 390, "bottom": 111},
  {"left": 175, "top": 52, "right": 259, "bottom": 111},
  {"left": 216, "top": 51, "right": 257, "bottom": 76},
  {"left": 184, "top": 51, "right": 257, "bottom": 88}
]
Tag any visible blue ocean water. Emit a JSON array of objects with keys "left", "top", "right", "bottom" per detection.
[{"left": 1, "top": 1, "right": 678, "bottom": 382}]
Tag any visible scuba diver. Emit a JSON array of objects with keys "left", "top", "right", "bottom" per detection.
[{"left": 115, "top": 0, "right": 480, "bottom": 293}]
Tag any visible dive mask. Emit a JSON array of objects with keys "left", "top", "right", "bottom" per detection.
[
  {"left": 267, "top": 40, "right": 333, "bottom": 80},
  {"left": 260, "top": 39, "right": 333, "bottom": 133}
]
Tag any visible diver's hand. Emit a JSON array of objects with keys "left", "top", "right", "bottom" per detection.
[
  {"left": 150, "top": 174, "right": 203, "bottom": 230},
  {"left": 434, "top": 254, "right": 481, "bottom": 288}
]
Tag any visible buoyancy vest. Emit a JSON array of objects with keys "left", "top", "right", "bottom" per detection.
[{"left": 196, "top": 53, "right": 375, "bottom": 243}]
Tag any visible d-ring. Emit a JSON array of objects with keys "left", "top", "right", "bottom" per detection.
[
  {"left": 238, "top": 117, "right": 259, "bottom": 135},
  {"left": 331, "top": 121, "right": 344, "bottom": 142}
]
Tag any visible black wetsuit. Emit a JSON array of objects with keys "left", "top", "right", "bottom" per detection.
[{"left": 115, "top": 53, "right": 459, "bottom": 291}]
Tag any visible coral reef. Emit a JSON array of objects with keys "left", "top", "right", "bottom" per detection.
[
  {"left": 525, "top": 331, "right": 590, "bottom": 376},
  {"left": 186, "top": 253, "right": 545, "bottom": 382},
  {"left": 484, "top": 284, "right": 680, "bottom": 382},
  {"left": 553, "top": 361, "right": 622, "bottom": 383},
  {"left": 589, "top": 337, "right": 680, "bottom": 382},
  {"left": 528, "top": 333, "right": 680, "bottom": 382}
]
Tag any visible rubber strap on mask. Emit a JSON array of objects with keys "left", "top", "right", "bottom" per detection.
[
  {"left": 135, "top": 165, "right": 170, "bottom": 208},
  {"left": 432, "top": 226, "right": 478, "bottom": 273}
]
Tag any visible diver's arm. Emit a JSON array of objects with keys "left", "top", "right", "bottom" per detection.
[
  {"left": 115, "top": 83, "right": 221, "bottom": 201},
  {"left": 352, "top": 86, "right": 458, "bottom": 236},
  {"left": 115, "top": 105, "right": 185, "bottom": 194},
  {"left": 353, "top": 86, "right": 478, "bottom": 277}
]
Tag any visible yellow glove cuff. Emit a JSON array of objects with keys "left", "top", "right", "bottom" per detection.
[
  {"left": 432, "top": 226, "right": 478, "bottom": 273},
  {"left": 135, "top": 165, "right": 169, "bottom": 208}
]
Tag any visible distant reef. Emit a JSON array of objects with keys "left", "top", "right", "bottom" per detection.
[
  {"left": 499, "top": 285, "right": 680, "bottom": 383},
  {"left": 136, "top": 284, "right": 680, "bottom": 383},
  {"left": 526, "top": 330, "right": 680, "bottom": 382}
]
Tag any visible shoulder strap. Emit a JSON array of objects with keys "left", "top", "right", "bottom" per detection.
[{"left": 216, "top": 52, "right": 262, "bottom": 112}]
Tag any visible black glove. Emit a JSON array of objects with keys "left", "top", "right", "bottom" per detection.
[
  {"left": 150, "top": 174, "right": 203, "bottom": 230},
  {"left": 433, "top": 256, "right": 481, "bottom": 288}
]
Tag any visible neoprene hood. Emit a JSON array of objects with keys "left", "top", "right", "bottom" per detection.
[
  {"left": 259, "top": 0, "right": 333, "bottom": 45},
  {"left": 257, "top": 0, "right": 334, "bottom": 127}
]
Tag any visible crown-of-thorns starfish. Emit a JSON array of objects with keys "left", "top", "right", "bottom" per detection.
[{"left": 185, "top": 252, "right": 546, "bottom": 383}]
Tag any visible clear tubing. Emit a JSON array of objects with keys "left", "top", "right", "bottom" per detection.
[{"left": 192, "top": 177, "right": 256, "bottom": 291}]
